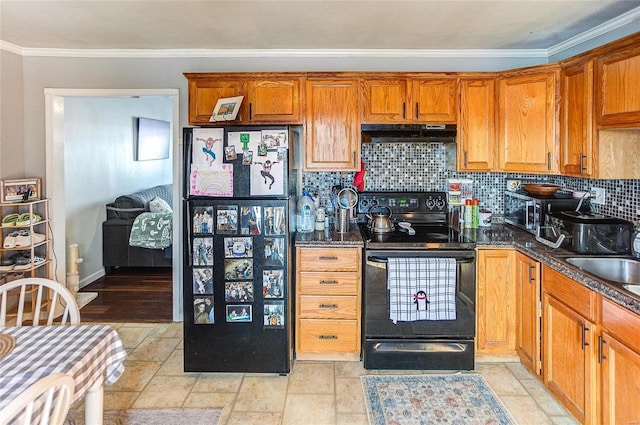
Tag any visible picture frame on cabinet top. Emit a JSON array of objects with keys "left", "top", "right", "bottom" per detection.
[{"left": 210, "top": 96, "right": 244, "bottom": 122}]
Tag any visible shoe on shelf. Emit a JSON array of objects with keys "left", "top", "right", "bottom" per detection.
[
  {"left": 14, "top": 230, "right": 46, "bottom": 247},
  {"left": 13, "top": 253, "right": 45, "bottom": 271},
  {"left": 15, "top": 213, "right": 41, "bottom": 227},
  {"left": 3, "top": 231, "right": 20, "bottom": 248},
  {"left": 0, "top": 253, "right": 21, "bottom": 271},
  {"left": 1, "top": 213, "right": 19, "bottom": 227}
]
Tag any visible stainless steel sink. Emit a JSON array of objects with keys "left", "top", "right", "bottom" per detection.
[{"left": 564, "top": 257, "right": 640, "bottom": 285}]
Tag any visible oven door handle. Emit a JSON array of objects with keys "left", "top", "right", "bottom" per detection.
[{"left": 367, "top": 256, "right": 475, "bottom": 264}]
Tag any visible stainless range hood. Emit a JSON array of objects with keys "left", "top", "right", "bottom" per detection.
[{"left": 361, "top": 124, "right": 457, "bottom": 143}]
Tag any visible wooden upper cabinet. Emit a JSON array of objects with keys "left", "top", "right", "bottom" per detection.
[
  {"left": 458, "top": 79, "right": 496, "bottom": 171},
  {"left": 246, "top": 77, "right": 303, "bottom": 123},
  {"left": 596, "top": 46, "right": 640, "bottom": 128},
  {"left": 187, "top": 78, "right": 245, "bottom": 125},
  {"left": 184, "top": 73, "right": 304, "bottom": 125},
  {"left": 361, "top": 78, "right": 410, "bottom": 122},
  {"left": 305, "top": 78, "right": 360, "bottom": 171},
  {"left": 361, "top": 76, "right": 457, "bottom": 123},
  {"left": 497, "top": 70, "right": 559, "bottom": 173},
  {"left": 560, "top": 61, "right": 594, "bottom": 176},
  {"left": 412, "top": 78, "right": 458, "bottom": 123}
]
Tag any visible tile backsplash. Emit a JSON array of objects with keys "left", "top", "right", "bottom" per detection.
[{"left": 302, "top": 142, "right": 640, "bottom": 227}]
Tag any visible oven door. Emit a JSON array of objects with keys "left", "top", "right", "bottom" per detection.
[{"left": 363, "top": 249, "right": 476, "bottom": 370}]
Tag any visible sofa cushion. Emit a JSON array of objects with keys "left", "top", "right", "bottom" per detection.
[
  {"left": 106, "top": 184, "right": 172, "bottom": 220},
  {"left": 149, "top": 196, "right": 173, "bottom": 213}
]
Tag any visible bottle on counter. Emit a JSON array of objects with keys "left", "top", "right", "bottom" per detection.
[
  {"left": 296, "top": 191, "right": 316, "bottom": 233},
  {"left": 471, "top": 199, "right": 479, "bottom": 229},
  {"left": 464, "top": 199, "right": 473, "bottom": 229}
]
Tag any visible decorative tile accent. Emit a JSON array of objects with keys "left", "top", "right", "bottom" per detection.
[{"left": 302, "top": 143, "right": 640, "bottom": 227}]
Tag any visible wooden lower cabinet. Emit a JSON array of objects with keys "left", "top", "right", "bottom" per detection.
[
  {"left": 476, "top": 248, "right": 516, "bottom": 355},
  {"left": 542, "top": 266, "right": 598, "bottom": 424},
  {"left": 295, "top": 246, "right": 362, "bottom": 360},
  {"left": 515, "top": 252, "right": 541, "bottom": 376},
  {"left": 599, "top": 298, "right": 640, "bottom": 425}
]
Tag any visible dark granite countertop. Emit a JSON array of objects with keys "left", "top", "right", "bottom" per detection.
[
  {"left": 465, "top": 224, "right": 640, "bottom": 316},
  {"left": 294, "top": 226, "right": 364, "bottom": 247},
  {"left": 294, "top": 222, "right": 639, "bottom": 316}
]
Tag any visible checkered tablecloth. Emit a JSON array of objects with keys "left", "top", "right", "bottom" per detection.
[{"left": 0, "top": 324, "right": 127, "bottom": 411}]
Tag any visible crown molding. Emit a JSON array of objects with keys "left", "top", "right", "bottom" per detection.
[
  {"left": 547, "top": 5, "right": 640, "bottom": 56},
  {"left": 2, "top": 45, "right": 548, "bottom": 59}
]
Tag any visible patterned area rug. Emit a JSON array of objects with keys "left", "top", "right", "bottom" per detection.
[
  {"left": 65, "top": 408, "right": 222, "bottom": 425},
  {"left": 362, "top": 374, "right": 516, "bottom": 425}
]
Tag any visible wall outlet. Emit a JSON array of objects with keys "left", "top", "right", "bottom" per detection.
[{"left": 591, "top": 187, "right": 606, "bottom": 205}]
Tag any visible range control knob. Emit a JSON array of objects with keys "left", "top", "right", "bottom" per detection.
[
  {"left": 425, "top": 198, "right": 436, "bottom": 209},
  {"left": 435, "top": 198, "right": 446, "bottom": 209},
  {"left": 360, "top": 200, "right": 369, "bottom": 208}
]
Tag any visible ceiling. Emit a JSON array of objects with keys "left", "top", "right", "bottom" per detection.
[{"left": 1, "top": 1, "right": 640, "bottom": 54}]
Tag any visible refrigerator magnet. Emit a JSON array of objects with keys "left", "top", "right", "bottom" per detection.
[
  {"left": 264, "top": 300, "right": 284, "bottom": 329},
  {"left": 225, "top": 281, "right": 254, "bottom": 303},
  {"left": 240, "top": 206, "right": 262, "bottom": 236},
  {"left": 264, "top": 238, "right": 284, "bottom": 267},
  {"left": 216, "top": 205, "right": 238, "bottom": 234},
  {"left": 224, "top": 259, "right": 253, "bottom": 280},
  {"left": 249, "top": 151, "right": 284, "bottom": 196},
  {"left": 262, "top": 270, "right": 284, "bottom": 299},
  {"left": 193, "top": 268, "right": 214, "bottom": 295},
  {"left": 224, "top": 237, "right": 253, "bottom": 258},
  {"left": 226, "top": 305, "right": 252, "bottom": 323},
  {"left": 194, "top": 296, "right": 215, "bottom": 324},
  {"left": 193, "top": 237, "right": 213, "bottom": 266},
  {"left": 193, "top": 128, "right": 224, "bottom": 168},
  {"left": 264, "top": 206, "right": 286, "bottom": 235},
  {"left": 242, "top": 150, "right": 253, "bottom": 165},
  {"left": 224, "top": 145, "right": 237, "bottom": 161},
  {"left": 192, "top": 207, "right": 213, "bottom": 234},
  {"left": 261, "top": 129, "right": 288, "bottom": 149}
]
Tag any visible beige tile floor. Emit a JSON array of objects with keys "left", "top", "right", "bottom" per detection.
[{"left": 72, "top": 322, "right": 580, "bottom": 425}]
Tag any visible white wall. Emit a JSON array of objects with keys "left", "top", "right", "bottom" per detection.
[
  {"left": 63, "top": 96, "right": 173, "bottom": 284},
  {"left": 0, "top": 50, "right": 25, "bottom": 179}
]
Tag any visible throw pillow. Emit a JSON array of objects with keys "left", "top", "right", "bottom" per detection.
[{"left": 149, "top": 196, "right": 172, "bottom": 214}]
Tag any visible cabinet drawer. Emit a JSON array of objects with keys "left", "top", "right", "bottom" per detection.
[
  {"left": 601, "top": 298, "right": 640, "bottom": 352},
  {"left": 299, "top": 296, "right": 358, "bottom": 319},
  {"left": 542, "top": 266, "right": 597, "bottom": 321},
  {"left": 297, "top": 320, "right": 359, "bottom": 353},
  {"left": 297, "top": 248, "right": 361, "bottom": 272},
  {"left": 297, "top": 272, "right": 359, "bottom": 295}
]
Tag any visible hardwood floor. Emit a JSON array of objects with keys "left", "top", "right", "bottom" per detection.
[{"left": 79, "top": 267, "right": 173, "bottom": 323}]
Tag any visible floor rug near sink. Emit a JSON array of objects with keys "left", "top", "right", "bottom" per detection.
[
  {"left": 362, "top": 374, "right": 516, "bottom": 425},
  {"left": 64, "top": 408, "right": 222, "bottom": 425}
]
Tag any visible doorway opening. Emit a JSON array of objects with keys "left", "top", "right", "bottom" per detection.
[{"left": 44, "top": 89, "right": 182, "bottom": 321}]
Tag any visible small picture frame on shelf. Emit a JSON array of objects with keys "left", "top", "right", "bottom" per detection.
[
  {"left": 1, "top": 178, "right": 41, "bottom": 203},
  {"left": 210, "top": 96, "right": 244, "bottom": 122}
]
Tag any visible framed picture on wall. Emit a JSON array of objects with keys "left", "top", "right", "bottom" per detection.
[
  {"left": 1, "top": 178, "right": 41, "bottom": 203},
  {"left": 134, "top": 117, "right": 170, "bottom": 161}
]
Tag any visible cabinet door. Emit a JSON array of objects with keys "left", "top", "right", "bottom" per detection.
[
  {"left": 515, "top": 252, "right": 541, "bottom": 376},
  {"left": 543, "top": 294, "right": 596, "bottom": 424},
  {"left": 596, "top": 48, "right": 640, "bottom": 128},
  {"left": 361, "top": 78, "right": 410, "bottom": 122},
  {"left": 560, "top": 61, "right": 594, "bottom": 176},
  {"left": 412, "top": 79, "right": 458, "bottom": 123},
  {"left": 458, "top": 79, "right": 496, "bottom": 171},
  {"left": 497, "top": 71, "right": 558, "bottom": 173},
  {"left": 304, "top": 79, "right": 360, "bottom": 171},
  {"left": 476, "top": 249, "right": 516, "bottom": 354},
  {"left": 246, "top": 77, "right": 303, "bottom": 123},
  {"left": 187, "top": 79, "right": 245, "bottom": 125},
  {"left": 599, "top": 332, "right": 640, "bottom": 425}
]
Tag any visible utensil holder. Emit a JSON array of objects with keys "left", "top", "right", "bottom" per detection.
[{"left": 336, "top": 208, "right": 350, "bottom": 233}]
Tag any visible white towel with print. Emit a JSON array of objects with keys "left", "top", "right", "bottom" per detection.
[{"left": 387, "top": 257, "right": 457, "bottom": 323}]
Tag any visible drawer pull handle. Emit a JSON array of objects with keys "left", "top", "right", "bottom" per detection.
[
  {"left": 319, "top": 304, "right": 338, "bottom": 309},
  {"left": 319, "top": 280, "right": 338, "bottom": 285},
  {"left": 319, "top": 256, "right": 338, "bottom": 260},
  {"left": 319, "top": 335, "right": 338, "bottom": 340}
]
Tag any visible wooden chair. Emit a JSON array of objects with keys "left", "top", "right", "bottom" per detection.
[
  {"left": 0, "top": 373, "right": 75, "bottom": 425},
  {"left": 0, "top": 278, "right": 80, "bottom": 326}
]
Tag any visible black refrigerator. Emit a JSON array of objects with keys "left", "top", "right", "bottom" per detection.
[{"left": 182, "top": 125, "right": 300, "bottom": 373}]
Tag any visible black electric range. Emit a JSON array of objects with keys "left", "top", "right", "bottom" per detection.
[{"left": 357, "top": 191, "right": 476, "bottom": 250}]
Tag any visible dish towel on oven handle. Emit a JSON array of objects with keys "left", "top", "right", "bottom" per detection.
[{"left": 387, "top": 257, "right": 457, "bottom": 323}]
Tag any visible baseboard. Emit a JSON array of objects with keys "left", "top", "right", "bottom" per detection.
[{"left": 79, "top": 268, "right": 105, "bottom": 289}]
